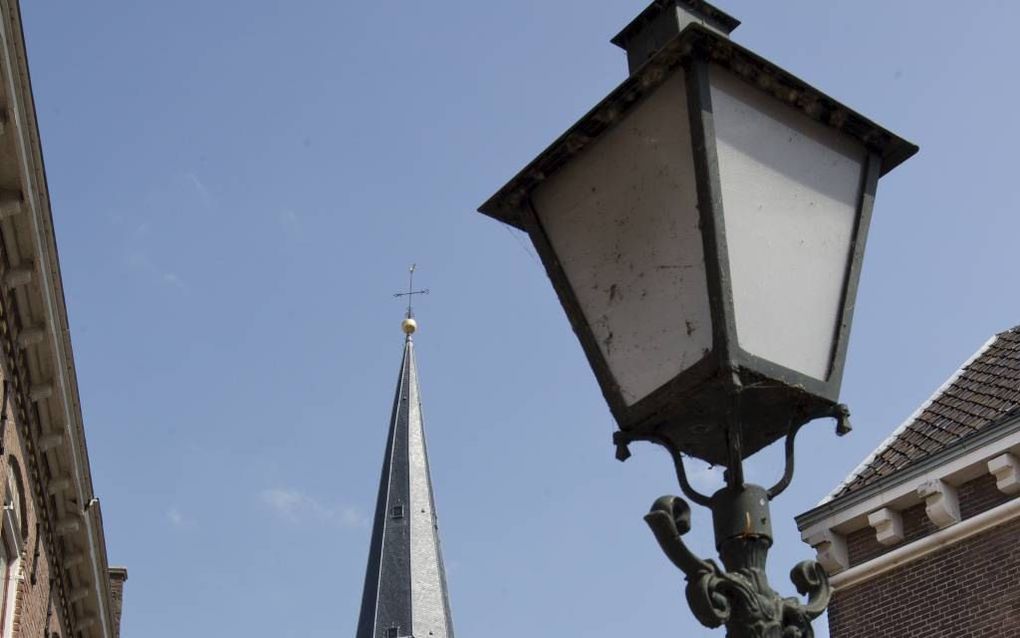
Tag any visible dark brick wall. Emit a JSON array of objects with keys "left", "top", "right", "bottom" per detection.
[
  {"left": 958, "top": 473, "right": 1014, "bottom": 519},
  {"left": 845, "top": 473, "right": 1016, "bottom": 566},
  {"left": 846, "top": 501, "right": 933, "bottom": 565},
  {"left": 830, "top": 516, "right": 1020, "bottom": 637},
  {"left": 110, "top": 567, "right": 128, "bottom": 637}
]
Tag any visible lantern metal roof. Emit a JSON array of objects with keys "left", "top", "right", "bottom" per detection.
[{"left": 479, "top": 23, "right": 917, "bottom": 230}]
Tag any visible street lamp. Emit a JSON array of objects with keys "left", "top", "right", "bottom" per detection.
[{"left": 478, "top": 2, "right": 916, "bottom": 636}]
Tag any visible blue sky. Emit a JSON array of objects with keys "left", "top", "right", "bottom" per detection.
[{"left": 19, "top": 1, "right": 1020, "bottom": 636}]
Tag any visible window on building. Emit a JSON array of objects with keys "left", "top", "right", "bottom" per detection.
[
  {"left": 0, "top": 458, "right": 25, "bottom": 638},
  {"left": 386, "top": 627, "right": 399, "bottom": 638},
  {"left": 390, "top": 505, "right": 404, "bottom": 519}
]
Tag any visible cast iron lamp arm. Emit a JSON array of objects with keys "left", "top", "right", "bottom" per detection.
[
  {"left": 789, "top": 561, "right": 831, "bottom": 618},
  {"left": 765, "top": 419, "right": 802, "bottom": 500},
  {"left": 768, "top": 403, "right": 853, "bottom": 500},
  {"left": 616, "top": 414, "right": 836, "bottom": 637},
  {"left": 615, "top": 431, "right": 714, "bottom": 506},
  {"left": 644, "top": 495, "right": 739, "bottom": 630},
  {"left": 644, "top": 495, "right": 712, "bottom": 576}
]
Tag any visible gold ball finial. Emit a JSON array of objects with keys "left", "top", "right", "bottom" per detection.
[{"left": 401, "top": 317, "right": 418, "bottom": 335}]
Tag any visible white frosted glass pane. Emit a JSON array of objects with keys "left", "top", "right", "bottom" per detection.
[
  {"left": 710, "top": 68, "right": 865, "bottom": 381},
  {"left": 533, "top": 69, "right": 711, "bottom": 406}
]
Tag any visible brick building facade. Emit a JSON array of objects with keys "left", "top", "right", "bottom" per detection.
[
  {"left": 797, "top": 326, "right": 1020, "bottom": 637},
  {"left": 0, "top": 2, "right": 127, "bottom": 637}
]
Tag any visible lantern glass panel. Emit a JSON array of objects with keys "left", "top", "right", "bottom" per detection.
[
  {"left": 710, "top": 68, "right": 867, "bottom": 381},
  {"left": 532, "top": 69, "right": 712, "bottom": 406}
]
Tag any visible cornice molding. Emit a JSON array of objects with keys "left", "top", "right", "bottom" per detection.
[
  {"left": 798, "top": 417, "right": 1020, "bottom": 530},
  {"left": 917, "top": 479, "right": 960, "bottom": 529},
  {"left": 797, "top": 419, "right": 1020, "bottom": 576},
  {"left": 0, "top": 1, "right": 114, "bottom": 636},
  {"left": 829, "top": 497, "right": 1020, "bottom": 591},
  {"left": 866, "top": 507, "right": 903, "bottom": 546},
  {"left": 988, "top": 453, "right": 1019, "bottom": 495}
]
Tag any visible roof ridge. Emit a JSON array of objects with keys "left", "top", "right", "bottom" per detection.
[{"left": 996, "top": 324, "right": 1020, "bottom": 337}]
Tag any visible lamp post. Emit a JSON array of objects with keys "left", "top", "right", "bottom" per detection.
[{"left": 478, "top": 2, "right": 916, "bottom": 636}]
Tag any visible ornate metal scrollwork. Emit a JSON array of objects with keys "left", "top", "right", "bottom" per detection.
[
  {"left": 616, "top": 407, "right": 846, "bottom": 638},
  {"left": 645, "top": 495, "right": 830, "bottom": 638}
]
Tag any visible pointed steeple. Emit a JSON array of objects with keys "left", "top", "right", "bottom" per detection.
[{"left": 356, "top": 320, "right": 455, "bottom": 638}]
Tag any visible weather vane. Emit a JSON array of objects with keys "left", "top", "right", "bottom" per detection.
[{"left": 393, "top": 264, "right": 429, "bottom": 335}]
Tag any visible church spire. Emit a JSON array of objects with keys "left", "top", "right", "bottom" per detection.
[{"left": 356, "top": 283, "right": 454, "bottom": 638}]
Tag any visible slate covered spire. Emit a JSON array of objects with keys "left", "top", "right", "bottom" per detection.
[{"left": 356, "top": 322, "right": 455, "bottom": 638}]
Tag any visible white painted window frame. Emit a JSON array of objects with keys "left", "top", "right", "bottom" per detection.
[{"left": 0, "top": 503, "right": 22, "bottom": 638}]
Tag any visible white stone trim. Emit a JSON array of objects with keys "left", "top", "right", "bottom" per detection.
[
  {"left": 63, "top": 553, "right": 84, "bottom": 569},
  {"left": 0, "top": 540, "right": 20, "bottom": 638},
  {"left": 55, "top": 518, "right": 80, "bottom": 536},
  {"left": 800, "top": 428, "right": 1020, "bottom": 544},
  {"left": 28, "top": 384, "right": 52, "bottom": 402},
  {"left": 46, "top": 478, "right": 71, "bottom": 496},
  {"left": 830, "top": 496, "right": 1020, "bottom": 591},
  {"left": 822, "top": 335, "right": 997, "bottom": 504},
  {"left": 867, "top": 507, "right": 903, "bottom": 545},
  {"left": 0, "top": 190, "right": 20, "bottom": 218},
  {"left": 15, "top": 326, "right": 44, "bottom": 348},
  {"left": 987, "top": 453, "right": 1020, "bottom": 495},
  {"left": 0, "top": 265, "right": 31, "bottom": 289},
  {"left": 38, "top": 433, "right": 64, "bottom": 453},
  {"left": 804, "top": 529, "right": 849, "bottom": 574},
  {"left": 916, "top": 479, "right": 960, "bottom": 528}
]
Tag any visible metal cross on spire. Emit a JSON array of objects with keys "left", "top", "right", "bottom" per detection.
[{"left": 393, "top": 264, "right": 429, "bottom": 319}]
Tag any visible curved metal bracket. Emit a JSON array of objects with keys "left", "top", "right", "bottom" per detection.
[
  {"left": 646, "top": 495, "right": 833, "bottom": 637},
  {"left": 615, "top": 431, "right": 713, "bottom": 507},
  {"left": 766, "top": 403, "right": 852, "bottom": 500},
  {"left": 766, "top": 419, "right": 803, "bottom": 500}
]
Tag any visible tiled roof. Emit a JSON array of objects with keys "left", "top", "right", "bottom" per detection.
[{"left": 829, "top": 325, "right": 1020, "bottom": 500}]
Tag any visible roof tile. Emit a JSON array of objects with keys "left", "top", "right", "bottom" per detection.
[{"left": 832, "top": 326, "right": 1020, "bottom": 499}]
